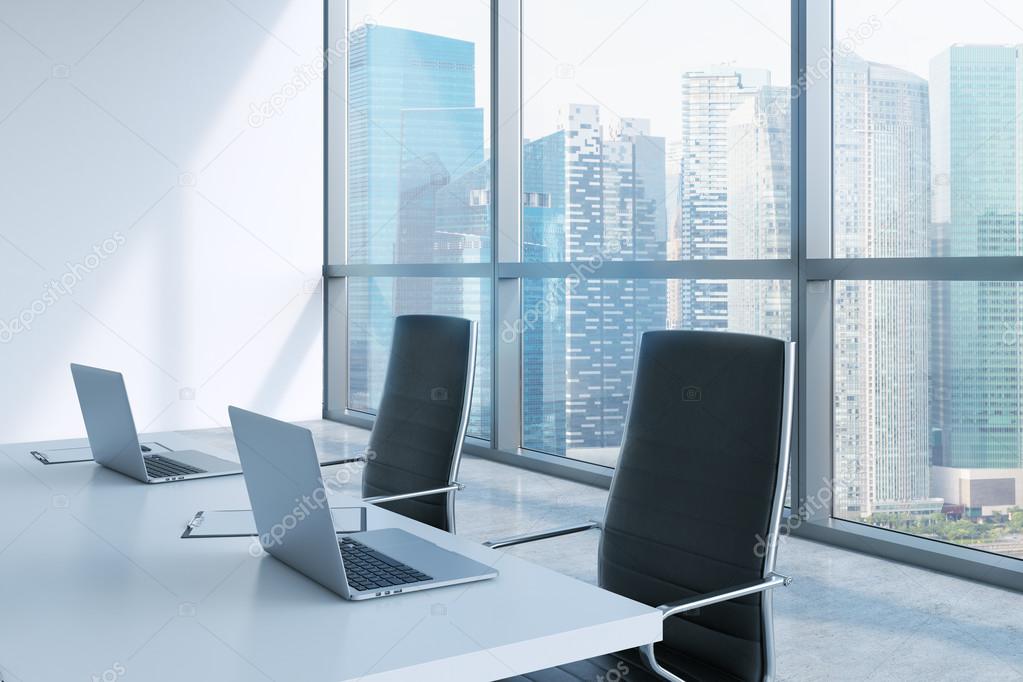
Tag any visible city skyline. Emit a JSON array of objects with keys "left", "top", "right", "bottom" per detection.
[
  {"left": 346, "top": 22, "right": 1023, "bottom": 533},
  {"left": 352, "top": 0, "right": 1023, "bottom": 141}
]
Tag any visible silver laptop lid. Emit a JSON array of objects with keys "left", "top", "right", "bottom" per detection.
[
  {"left": 228, "top": 406, "right": 350, "bottom": 597},
  {"left": 70, "top": 364, "right": 148, "bottom": 481}
]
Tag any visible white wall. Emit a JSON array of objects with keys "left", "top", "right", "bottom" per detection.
[{"left": 0, "top": 0, "right": 324, "bottom": 441}]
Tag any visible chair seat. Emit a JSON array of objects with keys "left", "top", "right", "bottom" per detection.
[{"left": 501, "top": 647, "right": 750, "bottom": 682}]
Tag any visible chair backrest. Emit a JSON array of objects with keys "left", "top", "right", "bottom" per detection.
[
  {"left": 598, "top": 330, "right": 792, "bottom": 681},
  {"left": 362, "top": 314, "right": 477, "bottom": 532}
]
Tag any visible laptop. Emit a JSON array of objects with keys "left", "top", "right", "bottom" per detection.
[
  {"left": 70, "top": 364, "right": 242, "bottom": 483},
  {"left": 228, "top": 406, "right": 497, "bottom": 600}
]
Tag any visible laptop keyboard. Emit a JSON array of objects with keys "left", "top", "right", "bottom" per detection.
[
  {"left": 144, "top": 454, "right": 206, "bottom": 478},
  {"left": 340, "top": 537, "right": 432, "bottom": 592}
]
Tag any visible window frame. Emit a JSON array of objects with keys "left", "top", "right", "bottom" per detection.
[{"left": 324, "top": 0, "right": 1023, "bottom": 591}]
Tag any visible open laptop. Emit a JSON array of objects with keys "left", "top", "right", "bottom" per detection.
[
  {"left": 70, "top": 364, "right": 242, "bottom": 483},
  {"left": 228, "top": 406, "right": 497, "bottom": 600}
]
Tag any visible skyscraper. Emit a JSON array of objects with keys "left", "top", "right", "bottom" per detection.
[
  {"left": 522, "top": 130, "right": 567, "bottom": 453},
  {"left": 726, "top": 86, "right": 791, "bottom": 340},
  {"left": 348, "top": 26, "right": 480, "bottom": 263},
  {"left": 832, "top": 54, "right": 937, "bottom": 516},
  {"left": 521, "top": 105, "right": 667, "bottom": 460},
  {"left": 347, "top": 25, "right": 489, "bottom": 431},
  {"left": 665, "top": 139, "right": 685, "bottom": 329},
  {"left": 671, "top": 67, "right": 770, "bottom": 330},
  {"left": 929, "top": 45, "right": 1023, "bottom": 473},
  {"left": 665, "top": 138, "right": 684, "bottom": 247}
]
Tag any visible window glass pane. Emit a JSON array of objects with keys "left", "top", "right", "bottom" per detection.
[
  {"left": 347, "top": 277, "right": 491, "bottom": 439},
  {"left": 834, "top": 1, "right": 1023, "bottom": 258},
  {"left": 522, "top": 0, "right": 791, "bottom": 264},
  {"left": 521, "top": 278, "right": 790, "bottom": 463},
  {"left": 346, "top": 1, "right": 490, "bottom": 264},
  {"left": 834, "top": 280, "right": 1023, "bottom": 559}
]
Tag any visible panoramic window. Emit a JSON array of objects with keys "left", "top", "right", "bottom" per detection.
[
  {"left": 832, "top": 1, "right": 1023, "bottom": 559},
  {"left": 520, "top": 0, "right": 792, "bottom": 463},
  {"left": 522, "top": 0, "right": 791, "bottom": 263},
  {"left": 325, "top": 0, "right": 1023, "bottom": 577},
  {"left": 343, "top": 0, "right": 492, "bottom": 436},
  {"left": 346, "top": 0, "right": 491, "bottom": 265}
]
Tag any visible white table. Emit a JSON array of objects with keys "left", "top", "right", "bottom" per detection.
[{"left": 0, "top": 435, "right": 661, "bottom": 682}]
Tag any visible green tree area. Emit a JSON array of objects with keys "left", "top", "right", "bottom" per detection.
[{"left": 867, "top": 508, "right": 1023, "bottom": 545}]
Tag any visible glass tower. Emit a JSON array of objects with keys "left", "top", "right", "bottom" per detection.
[
  {"left": 726, "top": 86, "right": 792, "bottom": 341},
  {"left": 832, "top": 54, "right": 936, "bottom": 516},
  {"left": 671, "top": 67, "right": 770, "bottom": 331},
  {"left": 929, "top": 45, "right": 1023, "bottom": 471},
  {"left": 522, "top": 130, "right": 568, "bottom": 453},
  {"left": 347, "top": 25, "right": 490, "bottom": 434},
  {"left": 521, "top": 106, "right": 668, "bottom": 459}
]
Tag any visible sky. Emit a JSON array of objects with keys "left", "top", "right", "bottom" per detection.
[
  {"left": 351, "top": 0, "right": 1023, "bottom": 142},
  {"left": 838, "top": 0, "right": 1023, "bottom": 79}
]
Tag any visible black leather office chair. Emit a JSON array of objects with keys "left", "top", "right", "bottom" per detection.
[
  {"left": 487, "top": 330, "right": 795, "bottom": 682},
  {"left": 359, "top": 314, "right": 477, "bottom": 532}
]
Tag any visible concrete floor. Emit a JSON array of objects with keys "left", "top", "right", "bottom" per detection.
[{"left": 193, "top": 420, "right": 1023, "bottom": 681}]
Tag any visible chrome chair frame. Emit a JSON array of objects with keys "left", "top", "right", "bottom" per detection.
[
  {"left": 344, "top": 317, "right": 477, "bottom": 533},
  {"left": 484, "top": 342, "right": 796, "bottom": 681}
]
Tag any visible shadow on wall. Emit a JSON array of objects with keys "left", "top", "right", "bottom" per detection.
[{"left": 0, "top": 0, "right": 323, "bottom": 441}]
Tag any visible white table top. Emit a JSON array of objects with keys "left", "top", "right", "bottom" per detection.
[{"left": 0, "top": 435, "right": 661, "bottom": 682}]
